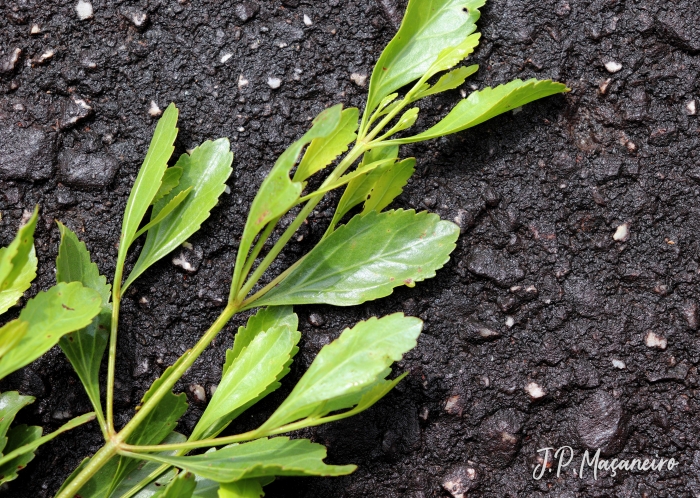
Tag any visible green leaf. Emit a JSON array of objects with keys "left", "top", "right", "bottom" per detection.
[
  {"left": 422, "top": 33, "right": 481, "bottom": 81},
  {"left": 362, "top": 158, "right": 415, "bottom": 214},
  {"left": 364, "top": 0, "right": 485, "bottom": 118},
  {"left": 120, "top": 103, "right": 179, "bottom": 256},
  {"left": 328, "top": 146, "right": 399, "bottom": 231},
  {"left": 218, "top": 479, "right": 266, "bottom": 498},
  {"left": 259, "top": 313, "right": 421, "bottom": 430},
  {"left": 232, "top": 105, "right": 343, "bottom": 296},
  {"left": 56, "top": 223, "right": 112, "bottom": 305},
  {"left": 55, "top": 223, "right": 111, "bottom": 422},
  {"left": 0, "top": 412, "right": 95, "bottom": 483},
  {"left": 191, "top": 308, "right": 300, "bottom": 441},
  {"left": 0, "top": 424, "right": 41, "bottom": 484},
  {"left": 413, "top": 64, "right": 479, "bottom": 101},
  {"left": 0, "top": 321, "right": 27, "bottom": 362},
  {"left": 251, "top": 209, "right": 459, "bottom": 307},
  {"left": 152, "top": 167, "right": 184, "bottom": 205},
  {"left": 125, "top": 138, "right": 233, "bottom": 289},
  {"left": 0, "top": 282, "right": 102, "bottom": 380},
  {"left": 129, "top": 437, "right": 355, "bottom": 483},
  {"left": 293, "top": 107, "right": 359, "bottom": 182},
  {"left": 0, "top": 391, "right": 34, "bottom": 454},
  {"left": 58, "top": 311, "right": 110, "bottom": 422},
  {"left": 390, "top": 79, "right": 569, "bottom": 144},
  {"left": 0, "top": 207, "right": 38, "bottom": 315},
  {"left": 386, "top": 108, "right": 419, "bottom": 136},
  {"left": 153, "top": 472, "right": 196, "bottom": 498},
  {"left": 132, "top": 187, "right": 194, "bottom": 242}
]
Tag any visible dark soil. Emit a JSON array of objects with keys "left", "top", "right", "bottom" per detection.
[{"left": 1, "top": 0, "right": 699, "bottom": 496}]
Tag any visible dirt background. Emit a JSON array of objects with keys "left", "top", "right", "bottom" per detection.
[{"left": 1, "top": 0, "right": 699, "bottom": 496}]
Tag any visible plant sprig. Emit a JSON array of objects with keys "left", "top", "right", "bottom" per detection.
[{"left": 0, "top": 0, "right": 568, "bottom": 495}]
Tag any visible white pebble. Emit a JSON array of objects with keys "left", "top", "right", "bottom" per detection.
[
  {"left": 292, "top": 67, "right": 303, "bottom": 81},
  {"left": 613, "top": 223, "right": 629, "bottom": 242},
  {"left": 267, "top": 77, "right": 281, "bottom": 89},
  {"left": 237, "top": 126, "right": 245, "bottom": 132},
  {"left": 505, "top": 316, "right": 515, "bottom": 328},
  {"left": 238, "top": 74, "right": 249, "bottom": 89},
  {"left": 277, "top": 42, "right": 288, "bottom": 48},
  {"left": 130, "top": 11, "right": 147, "bottom": 27},
  {"left": 38, "top": 49, "right": 55, "bottom": 63},
  {"left": 604, "top": 61, "right": 622, "bottom": 73},
  {"left": 687, "top": 100, "right": 697, "bottom": 116},
  {"left": 189, "top": 384, "right": 206, "bottom": 402},
  {"left": 525, "top": 382, "right": 546, "bottom": 399},
  {"left": 645, "top": 331, "right": 667, "bottom": 350},
  {"left": 172, "top": 255, "right": 195, "bottom": 272},
  {"left": 512, "top": 106, "right": 523, "bottom": 115},
  {"left": 30, "top": 24, "right": 41, "bottom": 35},
  {"left": 303, "top": 14, "right": 313, "bottom": 26},
  {"left": 350, "top": 72, "right": 367, "bottom": 87},
  {"left": 181, "top": 241, "right": 193, "bottom": 250},
  {"left": 611, "top": 359, "right": 626, "bottom": 369},
  {"left": 76, "top": 0, "right": 93, "bottom": 20},
  {"left": 220, "top": 52, "right": 233, "bottom": 63},
  {"left": 148, "top": 100, "right": 162, "bottom": 117},
  {"left": 224, "top": 185, "right": 231, "bottom": 194},
  {"left": 599, "top": 78, "right": 611, "bottom": 94}
]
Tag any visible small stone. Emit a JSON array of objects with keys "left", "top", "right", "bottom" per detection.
[
  {"left": 350, "top": 72, "right": 367, "bottom": 87},
  {"left": 645, "top": 331, "right": 667, "bottom": 350},
  {"left": 267, "top": 77, "right": 282, "bottom": 89},
  {"left": 308, "top": 313, "right": 325, "bottom": 327},
  {"left": 172, "top": 244, "right": 203, "bottom": 273},
  {"left": 687, "top": 100, "right": 697, "bottom": 116},
  {"left": 576, "top": 391, "right": 628, "bottom": 455},
  {"left": 611, "top": 359, "right": 626, "bottom": 369},
  {"left": 220, "top": 52, "right": 233, "bottom": 63},
  {"left": 445, "top": 395, "right": 464, "bottom": 416},
  {"left": 525, "top": 382, "right": 545, "bottom": 399},
  {"left": 52, "top": 410, "right": 72, "bottom": 421},
  {"left": 604, "top": 61, "right": 622, "bottom": 73},
  {"left": 189, "top": 384, "right": 206, "bottom": 403},
  {"left": 458, "top": 319, "right": 501, "bottom": 343},
  {"left": 76, "top": 0, "right": 94, "bottom": 20},
  {"left": 58, "top": 96, "right": 93, "bottom": 130},
  {"left": 209, "top": 385, "right": 218, "bottom": 396},
  {"left": 59, "top": 150, "right": 119, "bottom": 189},
  {"left": 238, "top": 74, "right": 249, "bottom": 88},
  {"left": 467, "top": 246, "right": 524, "bottom": 287},
  {"left": 505, "top": 316, "right": 515, "bottom": 328},
  {"left": 613, "top": 223, "right": 629, "bottom": 241},
  {"left": 34, "top": 49, "right": 55, "bottom": 65},
  {"left": 234, "top": 2, "right": 259, "bottom": 22},
  {"left": 442, "top": 465, "right": 479, "bottom": 498},
  {"left": 121, "top": 8, "right": 148, "bottom": 28},
  {"left": 599, "top": 78, "right": 611, "bottom": 94},
  {"left": 303, "top": 14, "right": 313, "bottom": 26},
  {"left": 0, "top": 124, "right": 56, "bottom": 181},
  {"left": 148, "top": 100, "right": 162, "bottom": 117},
  {"left": 30, "top": 24, "right": 41, "bottom": 35},
  {"left": 479, "top": 409, "right": 525, "bottom": 466},
  {"left": 682, "top": 301, "right": 699, "bottom": 330},
  {"left": 0, "top": 48, "right": 21, "bottom": 74}
]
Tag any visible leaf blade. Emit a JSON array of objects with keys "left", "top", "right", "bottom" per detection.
[
  {"left": 251, "top": 209, "right": 459, "bottom": 307},
  {"left": 0, "top": 207, "right": 38, "bottom": 316},
  {"left": 361, "top": 158, "right": 416, "bottom": 214}
]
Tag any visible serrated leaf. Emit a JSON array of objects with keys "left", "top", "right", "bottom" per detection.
[
  {"left": 0, "top": 391, "right": 34, "bottom": 454},
  {"left": 125, "top": 138, "right": 233, "bottom": 290},
  {"left": 55, "top": 224, "right": 111, "bottom": 422},
  {"left": 0, "top": 282, "right": 102, "bottom": 380},
  {"left": 0, "top": 424, "right": 41, "bottom": 484},
  {"left": 0, "top": 412, "right": 94, "bottom": 483},
  {"left": 218, "top": 479, "right": 266, "bottom": 498},
  {"left": 259, "top": 314, "right": 421, "bottom": 430},
  {"left": 232, "top": 105, "right": 343, "bottom": 296},
  {"left": 120, "top": 103, "right": 179, "bottom": 258},
  {"left": 250, "top": 209, "right": 459, "bottom": 307},
  {"left": 226, "top": 307, "right": 297, "bottom": 368},
  {"left": 328, "top": 146, "right": 400, "bottom": 231},
  {"left": 391, "top": 79, "right": 569, "bottom": 144},
  {"left": 293, "top": 107, "right": 359, "bottom": 182},
  {"left": 152, "top": 167, "right": 183, "bottom": 205},
  {"left": 0, "top": 207, "right": 38, "bottom": 316},
  {"left": 423, "top": 33, "right": 481, "bottom": 81},
  {"left": 362, "top": 158, "right": 415, "bottom": 214},
  {"left": 131, "top": 187, "right": 193, "bottom": 242},
  {"left": 364, "top": 0, "right": 485, "bottom": 118},
  {"left": 128, "top": 437, "right": 355, "bottom": 483},
  {"left": 191, "top": 308, "right": 300, "bottom": 441},
  {"left": 413, "top": 64, "right": 479, "bottom": 101},
  {"left": 153, "top": 472, "right": 196, "bottom": 498}
]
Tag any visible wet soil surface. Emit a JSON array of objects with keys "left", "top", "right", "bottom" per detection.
[{"left": 1, "top": 0, "right": 699, "bottom": 496}]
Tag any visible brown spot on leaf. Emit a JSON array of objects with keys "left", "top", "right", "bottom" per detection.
[{"left": 62, "top": 304, "right": 75, "bottom": 311}]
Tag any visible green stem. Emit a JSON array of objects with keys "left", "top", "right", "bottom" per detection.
[
  {"left": 54, "top": 441, "right": 118, "bottom": 498},
  {"left": 106, "top": 244, "right": 125, "bottom": 435},
  {"left": 237, "top": 219, "right": 279, "bottom": 292}
]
